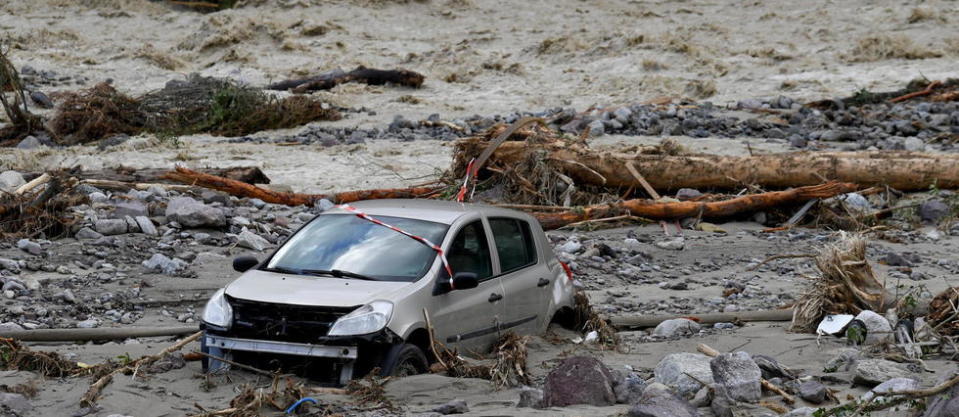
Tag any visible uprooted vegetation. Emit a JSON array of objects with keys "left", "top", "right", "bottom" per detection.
[
  {"left": 0, "top": 46, "right": 46, "bottom": 144},
  {"left": 48, "top": 74, "right": 341, "bottom": 145}
]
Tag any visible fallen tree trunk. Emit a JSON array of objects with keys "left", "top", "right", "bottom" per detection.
[
  {"left": 0, "top": 326, "right": 198, "bottom": 342},
  {"left": 267, "top": 66, "right": 425, "bottom": 93},
  {"left": 610, "top": 309, "right": 794, "bottom": 329},
  {"left": 454, "top": 137, "right": 959, "bottom": 192},
  {"left": 532, "top": 181, "right": 858, "bottom": 229},
  {"left": 163, "top": 166, "right": 443, "bottom": 206}
]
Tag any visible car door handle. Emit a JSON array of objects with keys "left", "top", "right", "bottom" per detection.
[
  {"left": 488, "top": 293, "right": 503, "bottom": 303},
  {"left": 537, "top": 278, "right": 550, "bottom": 287}
]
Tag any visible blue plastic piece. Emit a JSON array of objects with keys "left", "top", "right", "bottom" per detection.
[{"left": 285, "top": 397, "right": 318, "bottom": 414}]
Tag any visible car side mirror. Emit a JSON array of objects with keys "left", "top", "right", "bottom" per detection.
[
  {"left": 233, "top": 256, "right": 259, "bottom": 273},
  {"left": 433, "top": 272, "right": 479, "bottom": 295}
]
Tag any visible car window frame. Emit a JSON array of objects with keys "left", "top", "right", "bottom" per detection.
[
  {"left": 441, "top": 218, "right": 497, "bottom": 283},
  {"left": 487, "top": 216, "right": 539, "bottom": 276}
]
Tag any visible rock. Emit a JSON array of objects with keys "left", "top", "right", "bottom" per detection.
[
  {"left": 883, "top": 251, "right": 912, "bottom": 267},
  {"left": 690, "top": 386, "right": 711, "bottom": 407},
  {"left": 315, "top": 198, "right": 335, "bottom": 212},
  {"left": 558, "top": 240, "right": 582, "bottom": 254},
  {"left": 628, "top": 387, "right": 699, "bottom": 417},
  {"left": 142, "top": 253, "right": 189, "bottom": 276},
  {"left": 798, "top": 380, "right": 826, "bottom": 404},
  {"left": 0, "top": 322, "right": 25, "bottom": 332},
  {"left": 75, "top": 227, "right": 104, "bottom": 240},
  {"left": 587, "top": 119, "right": 605, "bottom": 136},
  {"left": 95, "top": 219, "right": 128, "bottom": 235},
  {"left": 920, "top": 369, "right": 959, "bottom": 417},
  {"left": 113, "top": 200, "right": 149, "bottom": 218},
  {"left": 824, "top": 348, "right": 860, "bottom": 372},
  {"left": 235, "top": 229, "right": 271, "bottom": 251},
  {"left": 542, "top": 356, "right": 616, "bottom": 407},
  {"left": 431, "top": 399, "right": 468, "bottom": 415},
  {"left": 654, "top": 353, "right": 715, "bottom": 399},
  {"left": 710, "top": 383, "right": 734, "bottom": 417},
  {"left": 0, "top": 258, "right": 20, "bottom": 273},
  {"left": 853, "top": 359, "right": 913, "bottom": 386},
  {"left": 861, "top": 377, "right": 919, "bottom": 402},
  {"left": 58, "top": 289, "right": 77, "bottom": 303},
  {"left": 135, "top": 216, "right": 158, "bottom": 236},
  {"left": 30, "top": 91, "right": 54, "bottom": 108},
  {"left": 652, "top": 318, "right": 701, "bottom": 338},
  {"left": 165, "top": 197, "right": 227, "bottom": 228},
  {"left": 76, "top": 318, "right": 99, "bottom": 328},
  {"left": 516, "top": 386, "right": 544, "bottom": 408},
  {"left": 919, "top": 199, "right": 950, "bottom": 223},
  {"left": 710, "top": 351, "right": 762, "bottom": 403},
  {"left": 16, "top": 135, "right": 44, "bottom": 149},
  {"left": 0, "top": 393, "right": 32, "bottom": 413},
  {"left": 654, "top": 237, "right": 684, "bottom": 250},
  {"left": 904, "top": 137, "right": 925, "bottom": 152},
  {"left": 854, "top": 310, "right": 892, "bottom": 344},
  {"left": 614, "top": 372, "right": 648, "bottom": 404},
  {"left": 675, "top": 188, "right": 702, "bottom": 201},
  {"left": 783, "top": 408, "right": 817, "bottom": 417},
  {"left": 839, "top": 193, "right": 871, "bottom": 212},
  {"left": 0, "top": 170, "right": 26, "bottom": 192},
  {"left": 88, "top": 191, "right": 109, "bottom": 203},
  {"left": 16, "top": 239, "right": 43, "bottom": 255},
  {"left": 752, "top": 355, "right": 792, "bottom": 380}
]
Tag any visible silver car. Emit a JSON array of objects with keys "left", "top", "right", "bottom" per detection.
[{"left": 201, "top": 199, "right": 576, "bottom": 384}]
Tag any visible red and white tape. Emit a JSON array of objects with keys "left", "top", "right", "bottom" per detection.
[
  {"left": 337, "top": 204, "right": 456, "bottom": 287},
  {"left": 455, "top": 158, "right": 477, "bottom": 203}
]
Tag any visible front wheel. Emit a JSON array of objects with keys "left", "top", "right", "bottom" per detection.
[{"left": 378, "top": 343, "right": 428, "bottom": 377}]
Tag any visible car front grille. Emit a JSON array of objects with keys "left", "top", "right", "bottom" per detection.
[{"left": 225, "top": 296, "right": 358, "bottom": 343}]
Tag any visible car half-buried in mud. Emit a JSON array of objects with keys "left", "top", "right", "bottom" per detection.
[{"left": 201, "top": 200, "right": 576, "bottom": 384}]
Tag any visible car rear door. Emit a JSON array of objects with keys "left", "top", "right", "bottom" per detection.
[
  {"left": 428, "top": 219, "right": 506, "bottom": 354},
  {"left": 488, "top": 217, "right": 551, "bottom": 334}
]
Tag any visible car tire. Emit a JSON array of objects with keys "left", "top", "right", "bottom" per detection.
[{"left": 378, "top": 343, "right": 428, "bottom": 377}]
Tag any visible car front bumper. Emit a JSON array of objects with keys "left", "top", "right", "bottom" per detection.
[{"left": 204, "top": 334, "right": 358, "bottom": 384}]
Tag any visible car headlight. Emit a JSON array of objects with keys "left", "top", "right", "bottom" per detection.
[
  {"left": 328, "top": 301, "right": 393, "bottom": 336},
  {"left": 202, "top": 289, "right": 233, "bottom": 329}
]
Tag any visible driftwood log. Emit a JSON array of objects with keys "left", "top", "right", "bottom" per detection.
[
  {"left": 163, "top": 166, "right": 443, "bottom": 206},
  {"left": 532, "top": 181, "right": 858, "bottom": 229},
  {"left": 267, "top": 66, "right": 425, "bottom": 93},
  {"left": 454, "top": 137, "right": 959, "bottom": 192},
  {"left": 0, "top": 326, "right": 198, "bottom": 342},
  {"left": 610, "top": 309, "right": 794, "bottom": 329}
]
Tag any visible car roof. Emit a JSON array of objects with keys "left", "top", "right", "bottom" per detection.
[{"left": 324, "top": 199, "right": 531, "bottom": 225}]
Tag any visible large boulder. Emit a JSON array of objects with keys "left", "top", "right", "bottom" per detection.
[
  {"left": 165, "top": 197, "right": 226, "bottom": 228},
  {"left": 710, "top": 352, "right": 762, "bottom": 403},
  {"left": 542, "top": 356, "right": 616, "bottom": 407},
  {"left": 654, "top": 353, "right": 715, "bottom": 399},
  {"left": 628, "top": 384, "right": 699, "bottom": 417},
  {"left": 853, "top": 359, "right": 914, "bottom": 386}
]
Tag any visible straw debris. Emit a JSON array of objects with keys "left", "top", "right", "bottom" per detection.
[
  {"left": 0, "top": 338, "right": 80, "bottom": 378},
  {"left": 791, "top": 234, "right": 891, "bottom": 332}
]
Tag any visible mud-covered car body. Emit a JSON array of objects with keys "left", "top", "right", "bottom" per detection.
[{"left": 201, "top": 200, "right": 576, "bottom": 384}]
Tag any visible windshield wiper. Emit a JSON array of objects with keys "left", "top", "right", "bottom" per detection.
[{"left": 301, "top": 269, "right": 379, "bottom": 281}]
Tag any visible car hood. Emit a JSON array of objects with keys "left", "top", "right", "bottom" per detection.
[{"left": 224, "top": 269, "right": 411, "bottom": 307}]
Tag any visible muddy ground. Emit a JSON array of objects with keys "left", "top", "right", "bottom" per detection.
[{"left": 2, "top": 0, "right": 959, "bottom": 416}]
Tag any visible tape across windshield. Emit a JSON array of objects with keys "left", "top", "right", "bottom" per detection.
[{"left": 337, "top": 204, "right": 457, "bottom": 288}]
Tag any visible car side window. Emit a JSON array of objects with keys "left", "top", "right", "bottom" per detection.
[
  {"left": 446, "top": 221, "right": 493, "bottom": 281},
  {"left": 489, "top": 218, "right": 537, "bottom": 274}
]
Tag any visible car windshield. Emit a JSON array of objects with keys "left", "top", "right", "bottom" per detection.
[{"left": 265, "top": 213, "right": 449, "bottom": 282}]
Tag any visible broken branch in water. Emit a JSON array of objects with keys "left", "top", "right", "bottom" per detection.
[{"left": 267, "top": 66, "right": 425, "bottom": 93}]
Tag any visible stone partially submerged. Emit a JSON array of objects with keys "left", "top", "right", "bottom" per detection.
[{"left": 654, "top": 353, "right": 715, "bottom": 399}]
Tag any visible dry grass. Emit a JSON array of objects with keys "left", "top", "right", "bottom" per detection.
[
  {"left": 642, "top": 59, "right": 667, "bottom": 71},
  {"left": 684, "top": 79, "right": 717, "bottom": 99},
  {"left": 345, "top": 368, "right": 394, "bottom": 409},
  {"left": 927, "top": 287, "right": 959, "bottom": 336},
  {"left": 135, "top": 44, "right": 183, "bottom": 71},
  {"left": 907, "top": 7, "right": 940, "bottom": 24},
  {"left": 845, "top": 34, "right": 942, "bottom": 62},
  {"left": 791, "top": 234, "right": 891, "bottom": 332},
  {"left": 190, "top": 376, "right": 309, "bottom": 417},
  {"left": 573, "top": 291, "right": 619, "bottom": 348},
  {"left": 49, "top": 82, "right": 143, "bottom": 145}
]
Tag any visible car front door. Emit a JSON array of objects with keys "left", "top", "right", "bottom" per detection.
[
  {"left": 428, "top": 219, "right": 505, "bottom": 355},
  {"left": 488, "top": 217, "right": 551, "bottom": 334}
]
